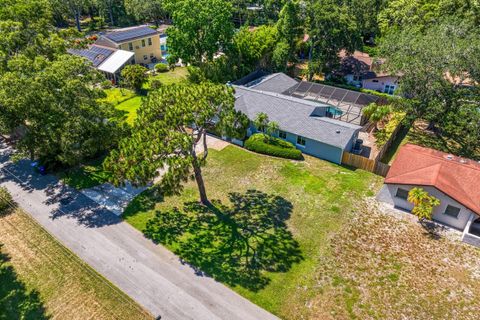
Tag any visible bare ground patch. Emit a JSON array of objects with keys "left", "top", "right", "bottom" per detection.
[{"left": 295, "top": 200, "right": 480, "bottom": 320}]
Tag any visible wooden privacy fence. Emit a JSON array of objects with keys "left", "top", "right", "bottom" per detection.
[{"left": 342, "top": 152, "right": 391, "bottom": 177}]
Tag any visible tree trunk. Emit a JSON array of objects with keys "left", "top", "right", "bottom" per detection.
[
  {"left": 109, "top": 7, "right": 115, "bottom": 26},
  {"left": 308, "top": 40, "right": 314, "bottom": 81},
  {"left": 75, "top": 11, "right": 82, "bottom": 32},
  {"left": 192, "top": 158, "right": 209, "bottom": 205}
]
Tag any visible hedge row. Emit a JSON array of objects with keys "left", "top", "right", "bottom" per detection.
[{"left": 244, "top": 134, "right": 303, "bottom": 160}]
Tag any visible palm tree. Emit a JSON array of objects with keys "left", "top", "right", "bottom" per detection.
[
  {"left": 363, "top": 103, "right": 392, "bottom": 131},
  {"left": 408, "top": 187, "right": 441, "bottom": 220}
]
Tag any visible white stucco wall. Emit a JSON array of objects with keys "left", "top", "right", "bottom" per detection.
[
  {"left": 362, "top": 76, "right": 399, "bottom": 93},
  {"left": 386, "top": 184, "right": 477, "bottom": 231}
]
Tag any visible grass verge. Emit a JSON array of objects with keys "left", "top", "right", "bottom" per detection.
[{"left": 0, "top": 208, "right": 152, "bottom": 320}]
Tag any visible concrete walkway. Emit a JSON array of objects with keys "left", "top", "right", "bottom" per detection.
[{"left": 0, "top": 141, "right": 278, "bottom": 320}]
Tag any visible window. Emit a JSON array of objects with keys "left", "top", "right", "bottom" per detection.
[
  {"left": 296, "top": 135, "right": 306, "bottom": 146},
  {"left": 395, "top": 188, "right": 409, "bottom": 200},
  {"left": 150, "top": 53, "right": 154, "bottom": 59},
  {"left": 278, "top": 130, "right": 287, "bottom": 139},
  {"left": 128, "top": 42, "right": 133, "bottom": 51},
  {"left": 385, "top": 84, "right": 396, "bottom": 95},
  {"left": 148, "top": 37, "right": 152, "bottom": 46},
  {"left": 161, "top": 44, "right": 166, "bottom": 51},
  {"left": 444, "top": 205, "right": 460, "bottom": 218},
  {"left": 141, "top": 39, "right": 146, "bottom": 47},
  {"left": 143, "top": 55, "right": 148, "bottom": 60}
]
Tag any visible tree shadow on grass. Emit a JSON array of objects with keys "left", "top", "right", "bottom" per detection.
[
  {"left": 143, "top": 190, "right": 303, "bottom": 291},
  {"left": 0, "top": 245, "right": 49, "bottom": 319}
]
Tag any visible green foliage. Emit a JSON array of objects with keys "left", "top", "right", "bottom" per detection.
[
  {"left": 124, "top": 0, "right": 166, "bottom": 25},
  {"left": 166, "top": 0, "right": 234, "bottom": 65},
  {"left": 0, "top": 187, "right": 14, "bottom": 215},
  {"left": 407, "top": 187, "right": 441, "bottom": 220},
  {"left": 104, "top": 82, "right": 248, "bottom": 204},
  {"left": 120, "top": 64, "right": 147, "bottom": 92},
  {"left": 0, "top": 55, "right": 123, "bottom": 167},
  {"left": 306, "top": 0, "right": 361, "bottom": 79},
  {"left": 100, "top": 80, "right": 113, "bottom": 89},
  {"left": 149, "top": 79, "right": 162, "bottom": 89},
  {"left": 379, "top": 18, "right": 480, "bottom": 158},
  {"left": 374, "top": 112, "right": 405, "bottom": 147},
  {"left": 154, "top": 63, "right": 169, "bottom": 73},
  {"left": 245, "top": 133, "right": 303, "bottom": 160},
  {"left": 0, "top": 247, "right": 47, "bottom": 319},
  {"left": 143, "top": 190, "right": 302, "bottom": 290},
  {"left": 363, "top": 103, "right": 392, "bottom": 130}
]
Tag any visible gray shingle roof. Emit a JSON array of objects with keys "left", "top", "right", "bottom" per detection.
[
  {"left": 244, "top": 73, "right": 299, "bottom": 93},
  {"left": 234, "top": 86, "right": 361, "bottom": 149},
  {"left": 67, "top": 45, "right": 115, "bottom": 67},
  {"left": 103, "top": 26, "right": 158, "bottom": 43}
]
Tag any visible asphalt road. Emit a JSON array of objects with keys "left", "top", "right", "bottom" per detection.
[{"left": 0, "top": 141, "right": 278, "bottom": 320}]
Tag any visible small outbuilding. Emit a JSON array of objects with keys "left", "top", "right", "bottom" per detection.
[{"left": 381, "top": 144, "right": 480, "bottom": 246}]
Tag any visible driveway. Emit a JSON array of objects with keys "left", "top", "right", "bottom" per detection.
[{"left": 0, "top": 141, "right": 278, "bottom": 320}]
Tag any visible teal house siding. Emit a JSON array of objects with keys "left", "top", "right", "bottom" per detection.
[{"left": 248, "top": 124, "right": 344, "bottom": 164}]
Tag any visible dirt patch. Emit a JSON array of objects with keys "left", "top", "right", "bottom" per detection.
[{"left": 300, "top": 200, "right": 480, "bottom": 320}]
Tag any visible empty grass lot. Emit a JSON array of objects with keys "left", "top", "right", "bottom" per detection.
[
  {"left": 124, "top": 145, "right": 383, "bottom": 318},
  {"left": 125, "top": 145, "right": 480, "bottom": 319},
  {"left": 0, "top": 209, "right": 152, "bottom": 320}
]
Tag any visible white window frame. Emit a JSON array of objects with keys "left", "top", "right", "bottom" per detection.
[
  {"left": 296, "top": 135, "right": 306, "bottom": 147},
  {"left": 148, "top": 37, "right": 152, "bottom": 46}
]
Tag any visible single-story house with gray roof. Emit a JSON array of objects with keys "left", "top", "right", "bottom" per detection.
[{"left": 232, "top": 73, "right": 363, "bottom": 164}]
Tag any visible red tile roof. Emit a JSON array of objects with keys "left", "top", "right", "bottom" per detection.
[{"left": 385, "top": 144, "right": 480, "bottom": 214}]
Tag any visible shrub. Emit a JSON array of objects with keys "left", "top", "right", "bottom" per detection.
[
  {"left": 0, "top": 187, "right": 14, "bottom": 215},
  {"left": 245, "top": 134, "right": 303, "bottom": 160},
  {"left": 150, "top": 79, "right": 162, "bottom": 89},
  {"left": 155, "top": 63, "right": 169, "bottom": 73},
  {"left": 100, "top": 80, "right": 113, "bottom": 89}
]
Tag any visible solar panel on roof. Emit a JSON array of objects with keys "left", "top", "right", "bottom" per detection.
[
  {"left": 106, "top": 27, "right": 157, "bottom": 43},
  {"left": 68, "top": 46, "right": 114, "bottom": 67}
]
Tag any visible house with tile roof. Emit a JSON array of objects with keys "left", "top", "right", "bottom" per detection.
[
  {"left": 382, "top": 144, "right": 480, "bottom": 245},
  {"left": 333, "top": 50, "right": 399, "bottom": 95},
  {"left": 232, "top": 73, "right": 367, "bottom": 164},
  {"left": 95, "top": 25, "right": 163, "bottom": 65}
]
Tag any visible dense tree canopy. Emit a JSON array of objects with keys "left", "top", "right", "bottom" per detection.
[
  {"left": 166, "top": 0, "right": 234, "bottom": 65},
  {"left": 0, "top": 55, "right": 122, "bottom": 166},
  {"left": 124, "top": 0, "right": 166, "bottom": 26},
  {"left": 104, "top": 83, "right": 248, "bottom": 204}
]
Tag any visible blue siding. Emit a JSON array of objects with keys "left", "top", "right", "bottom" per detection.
[{"left": 248, "top": 123, "right": 344, "bottom": 164}]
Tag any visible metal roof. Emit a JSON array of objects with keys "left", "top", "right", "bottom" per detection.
[
  {"left": 98, "top": 50, "right": 135, "bottom": 74},
  {"left": 104, "top": 26, "right": 158, "bottom": 43},
  {"left": 67, "top": 45, "right": 115, "bottom": 67},
  {"left": 234, "top": 86, "right": 361, "bottom": 150}
]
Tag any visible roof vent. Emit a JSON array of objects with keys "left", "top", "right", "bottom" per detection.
[
  {"left": 459, "top": 158, "right": 468, "bottom": 164},
  {"left": 336, "top": 130, "right": 341, "bottom": 134},
  {"left": 445, "top": 154, "right": 454, "bottom": 160}
]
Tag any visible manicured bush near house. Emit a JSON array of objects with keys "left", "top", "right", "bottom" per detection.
[
  {"left": 150, "top": 79, "right": 162, "bottom": 89},
  {"left": 155, "top": 63, "right": 169, "bottom": 73},
  {"left": 245, "top": 133, "right": 303, "bottom": 160}
]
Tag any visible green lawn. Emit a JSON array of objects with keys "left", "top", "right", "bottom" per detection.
[
  {"left": 144, "top": 67, "right": 188, "bottom": 88},
  {"left": 59, "top": 157, "right": 112, "bottom": 190},
  {"left": 115, "top": 96, "right": 143, "bottom": 125},
  {"left": 124, "top": 145, "right": 382, "bottom": 318}
]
